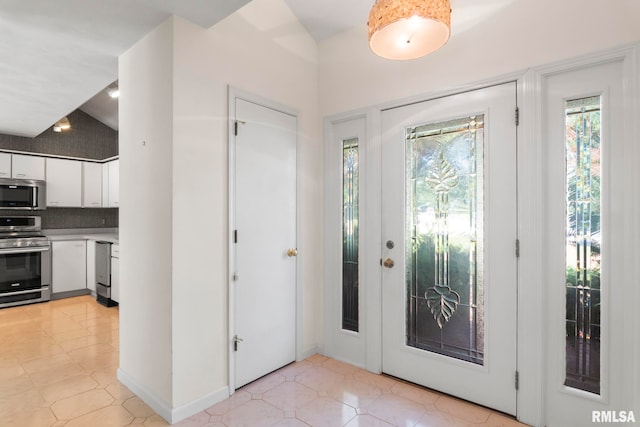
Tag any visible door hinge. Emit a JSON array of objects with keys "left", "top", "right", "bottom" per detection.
[
  {"left": 515, "top": 106, "right": 520, "bottom": 126},
  {"left": 234, "top": 120, "right": 246, "bottom": 136},
  {"left": 233, "top": 335, "right": 243, "bottom": 351},
  {"left": 234, "top": 229, "right": 238, "bottom": 244},
  {"left": 232, "top": 273, "right": 238, "bottom": 282},
  {"left": 515, "top": 370, "right": 520, "bottom": 390},
  {"left": 515, "top": 239, "right": 520, "bottom": 258}
]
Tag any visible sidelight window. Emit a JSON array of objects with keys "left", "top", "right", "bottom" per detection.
[
  {"left": 342, "top": 138, "right": 359, "bottom": 332},
  {"left": 564, "top": 96, "right": 601, "bottom": 395}
]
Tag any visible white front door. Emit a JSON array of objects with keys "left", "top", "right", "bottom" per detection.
[
  {"left": 232, "top": 96, "right": 297, "bottom": 389},
  {"left": 381, "top": 83, "right": 518, "bottom": 415}
]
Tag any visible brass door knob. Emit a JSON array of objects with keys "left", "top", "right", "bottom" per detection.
[
  {"left": 287, "top": 248, "right": 298, "bottom": 257},
  {"left": 383, "top": 258, "right": 394, "bottom": 268}
]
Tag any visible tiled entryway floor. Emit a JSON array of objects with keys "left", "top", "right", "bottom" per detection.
[{"left": 0, "top": 295, "right": 529, "bottom": 426}]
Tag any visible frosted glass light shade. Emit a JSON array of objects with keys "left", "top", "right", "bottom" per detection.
[{"left": 368, "top": 0, "right": 451, "bottom": 60}]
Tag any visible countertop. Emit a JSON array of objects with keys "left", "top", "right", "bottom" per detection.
[{"left": 44, "top": 228, "right": 119, "bottom": 244}]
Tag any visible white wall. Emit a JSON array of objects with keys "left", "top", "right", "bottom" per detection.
[
  {"left": 118, "top": 18, "right": 175, "bottom": 408},
  {"left": 118, "top": 0, "right": 321, "bottom": 421},
  {"left": 319, "top": 0, "right": 640, "bottom": 116}
]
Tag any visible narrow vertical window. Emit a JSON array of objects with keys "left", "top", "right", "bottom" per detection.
[
  {"left": 565, "top": 96, "right": 601, "bottom": 395},
  {"left": 342, "top": 138, "right": 359, "bottom": 332}
]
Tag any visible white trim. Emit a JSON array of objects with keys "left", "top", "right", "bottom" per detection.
[
  {"left": 364, "top": 106, "right": 383, "bottom": 374},
  {"left": 0, "top": 148, "right": 118, "bottom": 163},
  {"left": 515, "top": 69, "right": 545, "bottom": 427},
  {"left": 300, "top": 345, "right": 322, "bottom": 361},
  {"left": 227, "top": 86, "right": 237, "bottom": 394},
  {"left": 117, "top": 368, "right": 172, "bottom": 422},
  {"left": 117, "top": 368, "right": 229, "bottom": 425},
  {"left": 227, "top": 86, "right": 301, "bottom": 393},
  {"left": 625, "top": 46, "right": 640, "bottom": 414},
  {"left": 170, "top": 386, "right": 230, "bottom": 424}
]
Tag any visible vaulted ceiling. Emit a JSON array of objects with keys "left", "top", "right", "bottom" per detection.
[{"left": 1, "top": 0, "right": 499, "bottom": 137}]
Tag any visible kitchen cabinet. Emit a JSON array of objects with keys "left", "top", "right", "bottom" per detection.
[
  {"left": 52, "top": 240, "right": 87, "bottom": 294},
  {"left": 102, "top": 160, "right": 119, "bottom": 207},
  {"left": 46, "top": 158, "right": 82, "bottom": 207},
  {"left": 83, "top": 162, "right": 102, "bottom": 208},
  {"left": 111, "top": 244, "right": 119, "bottom": 303},
  {"left": 0, "top": 153, "right": 10, "bottom": 177},
  {"left": 12, "top": 154, "right": 45, "bottom": 180},
  {"left": 108, "top": 160, "right": 119, "bottom": 207},
  {"left": 86, "top": 240, "right": 96, "bottom": 292}
]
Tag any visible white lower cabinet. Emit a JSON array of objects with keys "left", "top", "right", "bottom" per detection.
[
  {"left": 111, "top": 244, "right": 119, "bottom": 303},
  {"left": 52, "top": 240, "right": 87, "bottom": 293}
]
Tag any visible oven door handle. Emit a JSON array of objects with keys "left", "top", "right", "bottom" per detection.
[
  {"left": 0, "top": 246, "right": 50, "bottom": 255},
  {"left": 0, "top": 286, "right": 49, "bottom": 297}
]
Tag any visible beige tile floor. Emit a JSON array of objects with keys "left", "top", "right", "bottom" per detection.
[{"left": 0, "top": 295, "right": 529, "bottom": 427}]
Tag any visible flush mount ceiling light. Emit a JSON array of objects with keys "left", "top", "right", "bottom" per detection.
[
  {"left": 368, "top": 0, "right": 451, "bottom": 60},
  {"left": 53, "top": 116, "right": 70, "bottom": 132}
]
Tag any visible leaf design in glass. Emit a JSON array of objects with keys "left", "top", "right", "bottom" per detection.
[{"left": 426, "top": 285, "right": 461, "bottom": 329}]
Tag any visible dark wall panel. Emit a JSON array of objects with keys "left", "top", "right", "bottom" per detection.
[{"left": 0, "top": 110, "right": 118, "bottom": 160}]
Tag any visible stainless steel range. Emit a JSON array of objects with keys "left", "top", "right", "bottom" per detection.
[{"left": 0, "top": 216, "right": 51, "bottom": 308}]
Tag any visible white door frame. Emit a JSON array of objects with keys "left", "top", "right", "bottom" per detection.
[
  {"left": 322, "top": 46, "right": 639, "bottom": 427},
  {"left": 227, "top": 86, "right": 303, "bottom": 393}
]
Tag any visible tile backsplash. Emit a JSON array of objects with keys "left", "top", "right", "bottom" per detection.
[{"left": 0, "top": 208, "right": 118, "bottom": 229}]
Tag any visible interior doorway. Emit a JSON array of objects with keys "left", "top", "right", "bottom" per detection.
[{"left": 229, "top": 92, "right": 298, "bottom": 389}]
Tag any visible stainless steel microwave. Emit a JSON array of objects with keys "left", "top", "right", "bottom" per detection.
[{"left": 0, "top": 178, "right": 46, "bottom": 210}]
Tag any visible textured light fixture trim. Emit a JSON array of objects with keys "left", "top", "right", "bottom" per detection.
[{"left": 368, "top": 0, "right": 451, "bottom": 60}]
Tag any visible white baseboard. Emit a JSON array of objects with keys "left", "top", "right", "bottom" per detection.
[
  {"left": 170, "top": 385, "right": 229, "bottom": 424},
  {"left": 117, "top": 368, "right": 172, "bottom": 422},
  {"left": 117, "top": 368, "right": 230, "bottom": 424},
  {"left": 300, "top": 345, "right": 322, "bottom": 361}
]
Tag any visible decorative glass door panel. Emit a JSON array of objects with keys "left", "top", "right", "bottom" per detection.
[
  {"left": 406, "top": 116, "right": 484, "bottom": 364},
  {"left": 381, "top": 83, "right": 517, "bottom": 415}
]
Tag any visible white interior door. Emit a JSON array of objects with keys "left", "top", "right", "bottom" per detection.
[
  {"left": 381, "top": 83, "right": 518, "bottom": 415},
  {"left": 232, "top": 97, "right": 297, "bottom": 389},
  {"left": 543, "top": 59, "right": 634, "bottom": 427}
]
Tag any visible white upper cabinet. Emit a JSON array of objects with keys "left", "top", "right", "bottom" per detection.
[
  {"left": 46, "top": 158, "right": 82, "bottom": 207},
  {"left": 12, "top": 154, "right": 45, "bottom": 180},
  {"left": 0, "top": 153, "right": 10, "bottom": 178},
  {"left": 82, "top": 162, "right": 102, "bottom": 208},
  {"left": 107, "top": 160, "right": 119, "bottom": 207}
]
